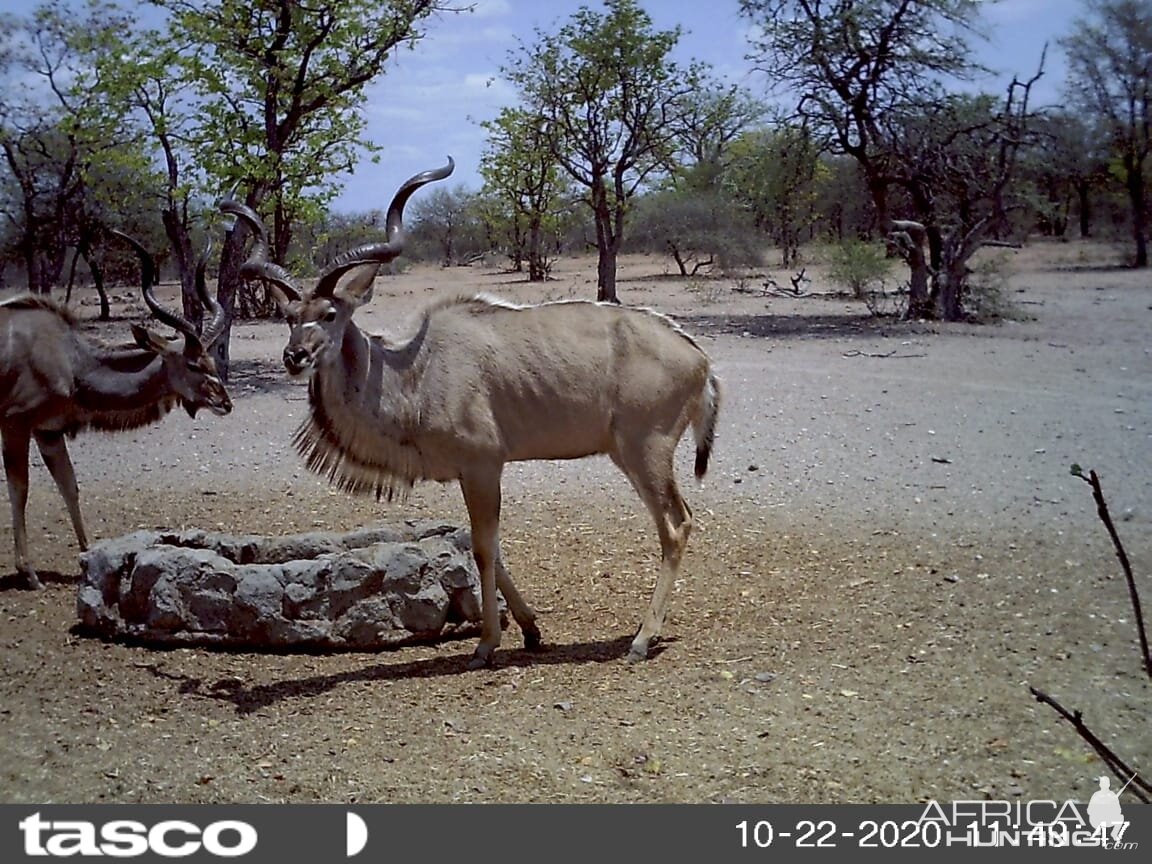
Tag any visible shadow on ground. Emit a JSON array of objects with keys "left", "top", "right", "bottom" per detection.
[
  {"left": 678, "top": 311, "right": 915, "bottom": 340},
  {"left": 135, "top": 634, "right": 649, "bottom": 714},
  {"left": 227, "top": 358, "right": 301, "bottom": 396}
]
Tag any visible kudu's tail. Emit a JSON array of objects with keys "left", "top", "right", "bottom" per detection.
[{"left": 693, "top": 371, "right": 720, "bottom": 480}]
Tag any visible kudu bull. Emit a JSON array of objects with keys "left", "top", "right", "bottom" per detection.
[
  {"left": 0, "top": 235, "right": 232, "bottom": 588},
  {"left": 226, "top": 159, "right": 719, "bottom": 667}
]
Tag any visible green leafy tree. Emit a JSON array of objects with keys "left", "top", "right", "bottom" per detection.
[
  {"left": 813, "top": 155, "right": 874, "bottom": 241},
  {"left": 91, "top": 15, "right": 211, "bottom": 324},
  {"left": 628, "top": 81, "right": 766, "bottom": 275},
  {"left": 480, "top": 106, "right": 569, "bottom": 280},
  {"left": 132, "top": 0, "right": 451, "bottom": 376},
  {"left": 1061, "top": 0, "right": 1152, "bottom": 267},
  {"left": 502, "top": 0, "right": 705, "bottom": 302},
  {"left": 725, "top": 125, "right": 826, "bottom": 266},
  {"left": 669, "top": 81, "right": 766, "bottom": 188}
]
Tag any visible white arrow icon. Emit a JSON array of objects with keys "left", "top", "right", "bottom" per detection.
[{"left": 346, "top": 812, "right": 368, "bottom": 857}]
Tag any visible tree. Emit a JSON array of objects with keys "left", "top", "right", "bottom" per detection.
[
  {"left": 878, "top": 90, "right": 1038, "bottom": 319},
  {"left": 626, "top": 185, "right": 762, "bottom": 275},
  {"left": 480, "top": 106, "right": 570, "bottom": 280},
  {"left": 92, "top": 15, "right": 211, "bottom": 326},
  {"left": 133, "top": 0, "right": 452, "bottom": 378},
  {"left": 0, "top": 0, "right": 137, "bottom": 297},
  {"left": 725, "top": 125, "right": 827, "bottom": 266},
  {"left": 502, "top": 0, "right": 705, "bottom": 302},
  {"left": 1062, "top": 0, "right": 1152, "bottom": 267},
  {"left": 1020, "top": 111, "right": 1112, "bottom": 239},
  {"left": 409, "top": 184, "right": 484, "bottom": 266},
  {"left": 646, "top": 82, "right": 768, "bottom": 272},
  {"left": 813, "top": 155, "right": 875, "bottom": 241},
  {"left": 740, "top": 0, "right": 1040, "bottom": 320},
  {"left": 668, "top": 81, "right": 766, "bottom": 186}
]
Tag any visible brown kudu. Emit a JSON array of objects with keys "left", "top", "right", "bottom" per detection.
[
  {"left": 227, "top": 160, "right": 720, "bottom": 669},
  {"left": 0, "top": 233, "right": 232, "bottom": 588}
]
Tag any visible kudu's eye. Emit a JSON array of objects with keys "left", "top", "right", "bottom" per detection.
[{"left": 324, "top": 308, "right": 338, "bottom": 323}]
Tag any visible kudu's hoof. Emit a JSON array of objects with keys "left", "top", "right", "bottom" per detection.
[
  {"left": 523, "top": 625, "right": 543, "bottom": 652},
  {"left": 18, "top": 569, "right": 44, "bottom": 591},
  {"left": 467, "top": 646, "right": 496, "bottom": 670}
]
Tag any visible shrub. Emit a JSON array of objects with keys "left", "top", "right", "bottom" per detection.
[
  {"left": 962, "top": 251, "right": 1027, "bottom": 322},
  {"left": 828, "top": 239, "right": 892, "bottom": 299}
]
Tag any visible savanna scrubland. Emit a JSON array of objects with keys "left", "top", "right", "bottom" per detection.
[{"left": 0, "top": 241, "right": 1148, "bottom": 804}]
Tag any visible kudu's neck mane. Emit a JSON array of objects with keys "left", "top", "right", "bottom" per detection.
[
  {"left": 293, "top": 312, "right": 433, "bottom": 499},
  {"left": 72, "top": 347, "right": 180, "bottom": 434}
]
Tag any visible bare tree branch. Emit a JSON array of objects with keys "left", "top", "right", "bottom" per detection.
[
  {"left": 1029, "top": 687, "right": 1150, "bottom": 802},
  {"left": 1071, "top": 465, "right": 1152, "bottom": 680}
]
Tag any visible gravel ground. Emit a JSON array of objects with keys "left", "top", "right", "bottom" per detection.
[{"left": 0, "top": 241, "right": 1149, "bottom": 804}]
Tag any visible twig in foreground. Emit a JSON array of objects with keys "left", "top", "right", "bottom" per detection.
[
  {"left": 1071, "top": 465, "right": 1152, "bottom": 680},
  {"left": 1028, "top": 687, "right": 1150, "bottom": 802}
]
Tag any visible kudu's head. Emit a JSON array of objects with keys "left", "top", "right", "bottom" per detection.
[
  {"left": 112, "top": 231, "right": 233, "bottom": 418},
  {"left": 224, "top": 158, "right": 454, "bottom": 380}
]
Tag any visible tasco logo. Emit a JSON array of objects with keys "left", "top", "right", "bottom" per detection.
[{"left": 18, "top": 813, "right": 258, "bottom": 857}]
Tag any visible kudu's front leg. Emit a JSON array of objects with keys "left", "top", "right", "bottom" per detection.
[
  {"left": 34, "top": 431, "right": 88, "bottom": 552},
  {"left": 1, "top": 427, "right": 41, "bottom": 589}
]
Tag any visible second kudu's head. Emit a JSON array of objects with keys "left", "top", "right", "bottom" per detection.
[
  {"left": 223, "top": 158, "right": 454, "bottom": 380},
  {"left": 112, "top": 231, "right": 233, "bottom": 417}
]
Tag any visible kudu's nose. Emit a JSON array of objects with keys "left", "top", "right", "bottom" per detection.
[{"left": 282, "top": 345, "right": 311, "bottom": 375}]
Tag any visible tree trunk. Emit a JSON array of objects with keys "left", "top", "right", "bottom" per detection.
[
  {"left": 907, "top": 257, "right": 932, "bottom": 319},
  {"left": 210, "top": 226, "right": 245, "bottom": 383},
  {"left": 596, "top": 242, "right": 619, "bottom": 303},
  {"left": 65, "top": 244, "right": 81, "bottom": 305},
  {"left": 591, "top": 185, "right": 619, "bottom": 303},
  {"left": 527, "top": 217, "right": 546, "bottom": 281},
  {"left": 889, "top": 221, "right": 932, "bottom": 318},
  {"left": 162, "top": 207, "right": 201, "bottom": 331},
  {"left": 934, "top": 263, "right": 964, "bottom": 321},
  {"left": 1077, "top": 181, "right": 1092, "bottom": 239},
  {"left": 83, "top": 252, "right": 110, "bottom": 321},
  {"left": 1126, "top": 166, "right": 1148, "bottom": 268}
]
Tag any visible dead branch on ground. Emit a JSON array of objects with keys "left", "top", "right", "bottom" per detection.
[{"left": 842, "top": 349, "right": 927, "bottom": 359}]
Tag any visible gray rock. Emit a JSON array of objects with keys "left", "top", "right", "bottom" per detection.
[{"left": 77, "top": 523, "right": 503, "bottom": 650}]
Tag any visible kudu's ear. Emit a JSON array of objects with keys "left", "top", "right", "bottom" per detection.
[
  {"left": 334, "top": 263, "right": 382, "bottom": 308},
  {"left": 131, "top": 324, "right": 177, "bottom": 354}
]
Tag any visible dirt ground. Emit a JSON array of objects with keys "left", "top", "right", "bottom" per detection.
[{"left": 0, "top": 241, "right": 1149, "bottom": 804}]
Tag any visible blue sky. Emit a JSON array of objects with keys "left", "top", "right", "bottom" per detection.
[
  {"left": 342, "top": 0, "right": 1083, "bottom": 211},
  {"left": 4, "top": 0, "right": 1085, "bottom": 212}
]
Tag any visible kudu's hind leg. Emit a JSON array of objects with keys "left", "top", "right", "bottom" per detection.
[
  {"left": 460, "top": 469, "right": 507, "bottom": 669},
  {"left": 1, "top": 427, "right": 40, "bottom": 589},
  {"left": 460, "top": 470, "right": 541, "bottom": 667},
  {"left": 496, "top": 552, "right": 542, "bottom": 650},
  {"left": 611, "top": 438, "right": 693, "bottom": 663},
  {"left": 34, "top": 431, "right": 88, "bottom": 552}
]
